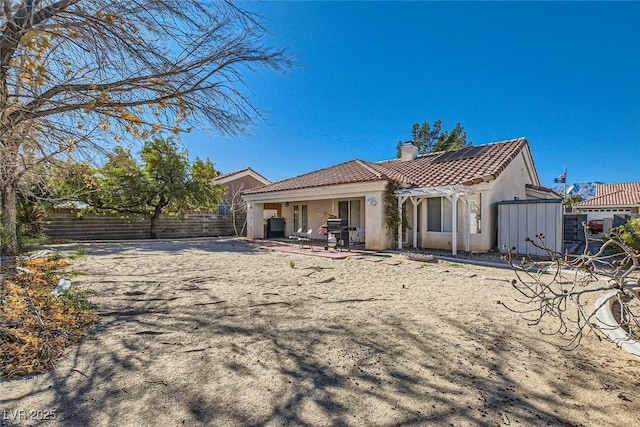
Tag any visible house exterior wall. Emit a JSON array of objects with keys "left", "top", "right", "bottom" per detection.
[
  {"left": 364, "top": 191, "right": 389, "bottom": 250},
  {"left": 222, "top": 175, "right": 268, "bottom": 204},
  {"left": 470, "top": 186, "right": 492, "bottom": 251},
  {"left": 410, "top": 198, "right": 462, "bottom": 251},
  {"left": 483, "top": 152, "right": 534, "bottom": 250}
]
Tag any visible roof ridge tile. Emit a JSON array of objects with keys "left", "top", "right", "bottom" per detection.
[{"left": 354, "top": 160, "right": 384, "bottom": 179}]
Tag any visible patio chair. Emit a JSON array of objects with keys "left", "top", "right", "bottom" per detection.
[
  {"left": 298, "top": 229, "right": 314, "bottom": 251},
  {"left": 288, "top": 228, "right": 303, "bottom": 246},
  {"left": 351, "top": 227, "right": 365, "bottom": 246}
]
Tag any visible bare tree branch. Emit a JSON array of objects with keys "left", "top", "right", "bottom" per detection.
[{"left": 503, "top": 226, "right": 640, "bottom": 351}]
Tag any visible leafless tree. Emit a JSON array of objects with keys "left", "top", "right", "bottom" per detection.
[
  {"left": 226, "top": 182, "right": 247, "bottom": 237},
  {"left": 0, "top": 0, "right": 288, "bottom": 259},
  {"left": 502, "top": 226, "right": 639, "bottom": 351}
]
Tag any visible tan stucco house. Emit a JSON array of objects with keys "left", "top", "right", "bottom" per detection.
[
  {"left": 243, "top": 138, "right": 557, "bottom": 253},
  {"left": 213, "top": 167, "right": 271, "bottom": 215}
]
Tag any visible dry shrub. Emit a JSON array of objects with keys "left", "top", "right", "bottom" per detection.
[{"left": 1, "top": 259, "right": 97, "bottom": 378}]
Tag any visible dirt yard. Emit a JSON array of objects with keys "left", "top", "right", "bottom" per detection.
[{"left": 2, "top": 238, "right": 639, "bottom": 426}]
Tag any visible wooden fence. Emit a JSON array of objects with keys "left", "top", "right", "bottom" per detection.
[{"left": 42, "top": 208, "right": 246, "bottom": 241}]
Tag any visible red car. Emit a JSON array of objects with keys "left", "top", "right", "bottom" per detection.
[{"left": 587, "top": 219, "right": 604, "bottom": 234}]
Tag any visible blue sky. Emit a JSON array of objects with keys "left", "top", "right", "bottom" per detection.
[{"left": 183, "top": 1, "right": 640, "bottom": 188}]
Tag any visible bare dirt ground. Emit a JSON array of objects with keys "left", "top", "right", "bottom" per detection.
[{"left": 2, "top": 238, "right": 639, "bottom": 426}]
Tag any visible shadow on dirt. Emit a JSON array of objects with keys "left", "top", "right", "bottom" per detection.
[{"left": 2, "top": 241, "right": 636, "bottom": 426}]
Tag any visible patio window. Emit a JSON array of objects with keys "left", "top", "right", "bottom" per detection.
[
  {"left": 338, "top": 200, "right": 361, "bottom": 228},
  {"left": 427, "top": 197, "right": 452, "bottom": 232},
  {"left": 470, "top": 193, "right": 482, "bottom": 233},
  {"left": 293, "top": 204, "right": 308, "bottom": 231},
  {"left": 216, "top": 204, "right": 232, "bottom": 216},
  {"left": 427, "top": 198, "right": 442, "bottom": 231},
  {"left": 302, "top": 205, "right": 308, "bottom": 230}
]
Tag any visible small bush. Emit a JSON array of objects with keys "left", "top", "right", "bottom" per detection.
[
  {"left": 68, "top": 247, "right": 87, "bottom": 260},
  {"left": 56, "top": 287, "right": 96, "bottom": 311},
  {"left": 604, "top": 218, "right": 640, "bottom": 255},
  {"left": 46, "top": 251, "right": 64, "bottom": 262},
  {"left": 618, "top": 218, "right": 640, "bottom": 251}
]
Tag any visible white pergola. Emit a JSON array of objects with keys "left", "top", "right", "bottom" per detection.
[{"left": 395, "top": 185, "right": 476, "bottom": 255}]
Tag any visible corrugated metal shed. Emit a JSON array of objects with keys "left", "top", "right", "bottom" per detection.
[{"left": 498, "top": 199, "right": 563, "bottom": 257}]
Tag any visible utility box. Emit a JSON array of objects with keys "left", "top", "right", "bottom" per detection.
[
  {"left": 498, "top": 199, "right": 563, "bottom": 257},
  {"left": 266, "top": 217, "right": 285, "bottom": 238}
]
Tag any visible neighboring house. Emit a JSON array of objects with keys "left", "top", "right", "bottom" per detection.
[
  {"left": 213, "top": 167, "right": 271, "bottom": 215},
  {"left": 242, "top": 137, "right": 559, "bottom": 253},
  {"left": 572, "top": 182, "right": 640, "bottom": 223}
]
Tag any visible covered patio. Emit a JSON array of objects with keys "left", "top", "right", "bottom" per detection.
[{"left": 244, "top": 180, "right": 391, "bottom": 251}]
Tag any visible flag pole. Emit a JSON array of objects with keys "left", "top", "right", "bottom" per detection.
[{"left": 563, "top": 166, "right": 567, "bottom": 201}]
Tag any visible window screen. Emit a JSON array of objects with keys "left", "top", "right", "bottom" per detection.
[{"left": 427, "top": 198, "right": 441, "bottom": 232}]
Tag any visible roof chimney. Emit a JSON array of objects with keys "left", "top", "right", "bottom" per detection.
[{"left": 401, "top": 142, "right": 418, "bottom": 161}]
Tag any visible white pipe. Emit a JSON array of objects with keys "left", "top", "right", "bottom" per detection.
[{"left": 595, "top": 289, "right": 640, "bottom": 358}]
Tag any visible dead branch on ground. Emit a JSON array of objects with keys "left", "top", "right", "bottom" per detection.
[{"left": 502, "top": 226, "right": 639, "bottom": 350}]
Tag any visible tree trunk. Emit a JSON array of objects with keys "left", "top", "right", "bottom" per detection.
[
  {"left": 1, "top": 179, "right": 18, "bottom": 262},
  {"left": 149, "top": 205, "right": 163, "bottom": 239}
]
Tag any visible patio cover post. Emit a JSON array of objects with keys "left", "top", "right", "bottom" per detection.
[
  {"left": 411, "top": 196, "right": 418, "bottom": 249},
  {"left": 451, "top": 193, "right": 458, "bottom": 255},
  {"left": 464, "top": 197, "right": 471, "bottom": 253}
]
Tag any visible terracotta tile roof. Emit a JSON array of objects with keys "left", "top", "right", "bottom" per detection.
[
  {"left": 594, "top": 182, "right": 640, "bottom": 197},
  {"left": 573, "top": 182, "right": 640, "bottom": 208},
  {"left": 243, "top": 160, "right": 387, "bottom": 194},
  {"left": 244, "top": 138, "right": 529, "bottom": 195},
  {"left": 375, "top": 138, "right": 528, "bottom": 187},
  {"left": 574, "top": 190, "right": 640, "bottom": 207}
]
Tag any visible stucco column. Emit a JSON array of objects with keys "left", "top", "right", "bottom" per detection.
[
  {"left": 464, "top": 198, "right": 471, "bottom": 253},
  {"left": 364, "top": 192, "right": 387, "bottom": 250},
  {"left": 246, "top": 202, "right": 264, "bottom": 239}
]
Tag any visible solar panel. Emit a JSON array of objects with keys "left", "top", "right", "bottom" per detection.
[{"left": 432, "top": 145, "right": 486, "bottom": 163}]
